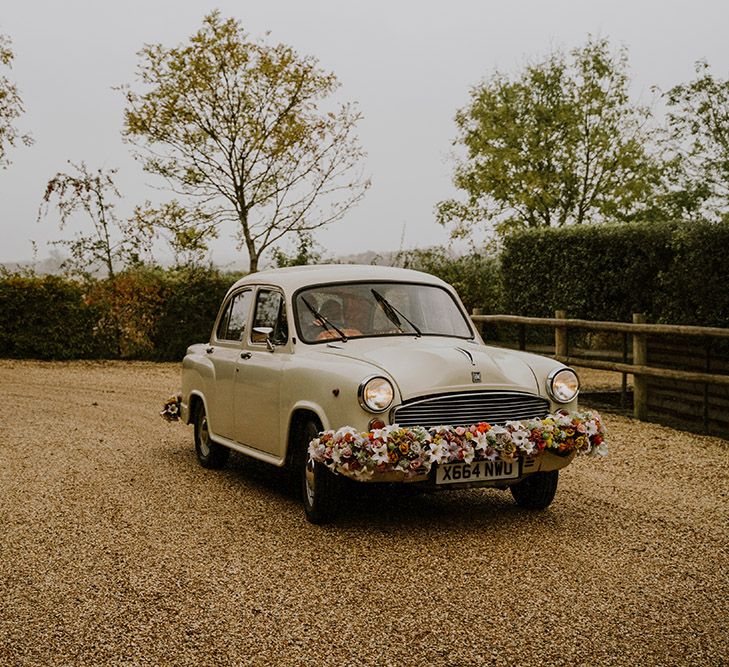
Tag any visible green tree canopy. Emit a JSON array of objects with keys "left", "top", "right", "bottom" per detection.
[
  {"left": 0, "top": 33, "right": 32, "bottom": 168},
  {"left": 122, "top": 11, "right": 369, "bottom": 272},
  {"left": 437, "top": 38, "right": 662, "bottom": 239},
  {"left": 663, "top": 61, "right": 729, "bottom": 221}
]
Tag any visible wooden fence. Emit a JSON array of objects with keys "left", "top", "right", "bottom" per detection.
[{"left": 471, "top": 310, "right": 729, "bottom": 435}]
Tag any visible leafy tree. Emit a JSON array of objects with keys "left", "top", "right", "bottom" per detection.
[
  {"left": 437, "top": 38, "right": 662, "bottom": 239},
  {"left": 38, "top": 161, "right": 150, "bottom": 280},
  {"left": 663, "top": 61, "right": 729, "bottom": 221},
  {"left": 121, "top": 11, "right": 369, "bottom": 273},
  {"left": 270, "top": 230, "right": 329, "bottom": 267},
  {"left": 0, "top": 33, "right": 32, "bottom": 168}
]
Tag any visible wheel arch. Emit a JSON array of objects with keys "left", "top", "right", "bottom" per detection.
[
  {"left": 187, "top": 391, "right": 208, "bottom": 426},
  {"left": 285, "top": 405, "right": 326, "bottom": 467}
]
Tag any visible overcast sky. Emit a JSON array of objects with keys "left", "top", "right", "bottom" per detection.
[{"left": 1, "top": 0, "right": 728, "bottom": 269}]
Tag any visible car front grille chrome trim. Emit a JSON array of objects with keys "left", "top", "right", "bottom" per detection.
[{"left": 391, "top": 391, "right": 550, "bottom": 428}]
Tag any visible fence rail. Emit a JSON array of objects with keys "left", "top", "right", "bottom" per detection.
[{"left": 470, "top": 310, "right": 729, "bottom": 431}]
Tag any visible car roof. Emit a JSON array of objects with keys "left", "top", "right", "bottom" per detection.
[{"left": 227, "top": 264, "right": 451, "bottom": 294}]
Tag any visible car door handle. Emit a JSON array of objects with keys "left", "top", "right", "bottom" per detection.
[{"left": 240, "top": 352, "right": 252, "bottom": 360}]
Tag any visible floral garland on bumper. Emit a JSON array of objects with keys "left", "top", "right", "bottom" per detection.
[{"left": 308, "top": 411, "right": 607, "bottom": 481}]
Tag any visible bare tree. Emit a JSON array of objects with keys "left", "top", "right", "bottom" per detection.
[{"left": 38, "top": 161, "right": 149, "bottom": 279}]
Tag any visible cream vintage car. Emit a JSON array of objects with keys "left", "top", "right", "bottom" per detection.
[{"left": 180, "top": 264, "right": 605, "bottom": 524}]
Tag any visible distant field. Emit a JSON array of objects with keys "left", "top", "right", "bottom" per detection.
[{"left": 0, "top": 360, "right": 726, "bottom": 666}]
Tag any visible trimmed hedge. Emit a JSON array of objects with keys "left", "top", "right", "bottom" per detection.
[
  {"left": 0, "top": 275, "right": 114, "bottom": 359},
  {"left": 2, "top": 221, "right": 726, "bottom": 361},
  {"left": 0, "top": 267, "right": 241, "bottom": 361},
  {"left": 500, "top": 220, "right": 729, "bottom": 327}
]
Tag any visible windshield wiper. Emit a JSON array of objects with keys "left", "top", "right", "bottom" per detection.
[
  {"left": 371, "top": 289, "right": 422, "bottom": 337},
  {"left": 301, "top": 297, "right": 348, "bottom": 342}
]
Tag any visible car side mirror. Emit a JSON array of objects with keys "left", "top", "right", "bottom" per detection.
[{"left": 252, "top": 326, "right": 275, "bottom": 352}]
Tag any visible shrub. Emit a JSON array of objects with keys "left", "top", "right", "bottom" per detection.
[
  {"left": 149, "top": 267, "right": 241, "bottom": 361},
  {"left": 0, "top": 267, "right": 243, "bottom": 361},
  {"left": 0, "top": 274, "right": 113, "bottom": 359},
  {"left": 655, "top": 220, "right": 729, "bottom": 327},
  {"left": 394, "top": 248, "right": 503, "bottom": 314},
  {"left": 501, "top": 221, "right": 671, "bottom": 320}
]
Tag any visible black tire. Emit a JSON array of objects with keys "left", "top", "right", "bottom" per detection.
[
  {"left": 296, "top": 419, "right": 341, "bottom": 525},
  {"left": 510, "top": 470, "right": 559, "bottom": 509},
  {"left": 194, "top": 403, "right": 230, "bottom": 470}
]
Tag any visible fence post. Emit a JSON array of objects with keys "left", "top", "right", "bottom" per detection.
[
  {"left": 555, "top": 310, "right": 568, "bottom": 360},
  {"left": 633, "top": 313, "right": 648, "bottom": 420},
  {"left": 472, "top": 308, "right": 484, "bottom": 340}
]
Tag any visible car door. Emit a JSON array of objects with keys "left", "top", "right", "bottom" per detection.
[
  {"left": 207, "top": 288, "right": 253, "bottom": 440},
  {"left": 234, "top": 288, "right": 289, "bottom": 456}
]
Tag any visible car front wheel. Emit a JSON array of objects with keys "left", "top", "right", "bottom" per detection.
[
  {"left": 510, "top": 470, "right": 558, "bottom": 509},
  {"left": 194, "top": 403, "right": 230, "bottom": 469},
  {"left": 298, "top": 420, "right": 341, "bottom": 525}
]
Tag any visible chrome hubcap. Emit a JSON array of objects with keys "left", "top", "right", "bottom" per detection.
[
  {"left": 199, "top": 416, "right": 211, "bottom": 457},
  {"left": 305, "top": 457, "right": 316, "bottom": 506}
]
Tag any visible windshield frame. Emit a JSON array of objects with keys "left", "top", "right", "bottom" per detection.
[{"left": 291, "top": 279, "right": 476, "bottom": 345}]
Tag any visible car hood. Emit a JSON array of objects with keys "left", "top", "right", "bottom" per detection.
[{"left": 315, "top": 337, "right": 540, "bottom": 400}]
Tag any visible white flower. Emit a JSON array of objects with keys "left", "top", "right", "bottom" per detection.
[
  {"left": 474, "top": 432, "right": 490, "bottom": 454},
  {"left": 511, "top": 429, "right": 530, "bottom": 448},
  {"left": 595, "top": 442, "right": 609, "bottom": 457},
  {"left": 371, "top": 444, "right": 389, "bottom": 465},
  {"left": 585, "top": 420, "right": 599, "bottom": 436},
  {"left": 505, "top": 420, "right": 525, "bottom": 431},
  {"left": 483, "top": 447, "right": 499, "bottom": 462},
  {"left": 428, "top": 441, "right": 448, "bottom": 464}
]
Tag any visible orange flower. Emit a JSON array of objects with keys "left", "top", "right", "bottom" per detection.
[
  {"left": 399, "top": 442, "right": 410, "bottom": 455},
  {"left": 388, "top": 451, "right": 399, "bottom": 463}
]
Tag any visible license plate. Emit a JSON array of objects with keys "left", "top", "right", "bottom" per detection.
[{"left": 436, "top": 460, "right": 519, "bottom": 485}]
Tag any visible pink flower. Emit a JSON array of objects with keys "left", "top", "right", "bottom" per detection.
[{"left": 455, "top": 426, "right": 466, "bottom": 436}]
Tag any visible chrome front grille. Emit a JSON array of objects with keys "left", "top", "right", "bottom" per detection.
[{"left": 391, "top": 391, "right": 550, "bottom": 428}]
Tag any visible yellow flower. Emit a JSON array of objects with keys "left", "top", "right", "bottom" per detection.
[{"left": 399, "top": 442, "right": 410, "bottom": 455}]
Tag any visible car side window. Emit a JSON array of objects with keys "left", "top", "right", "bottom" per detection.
[
  {"left": 216, "top": 290, "right": 253, "bottom": 341},
  {"left": 251, "top": 290, "right": 288, "bottom": 345}
]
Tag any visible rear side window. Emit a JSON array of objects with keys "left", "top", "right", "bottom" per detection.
[
  {"left": 251, "top": 290, "right": 288, "bottom": 345},
  {"left": 216, "top": 290, "right": 253, "bottom": 341}
]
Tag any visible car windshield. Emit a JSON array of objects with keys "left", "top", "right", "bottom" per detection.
[{"left": 294, "top": 282, "right": 474, "bottom": 343}]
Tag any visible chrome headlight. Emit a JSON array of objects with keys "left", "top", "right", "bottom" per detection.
[
  {"left": 547, "top": 368, "right": 580, "bottom": 403},
  {"left": 358, "top": 376, "right": 394, "bottom": 413}
]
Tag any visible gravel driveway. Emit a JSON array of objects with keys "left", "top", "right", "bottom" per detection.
[{"left": 1, "top": 361, "right": 727, "bottom": 666}]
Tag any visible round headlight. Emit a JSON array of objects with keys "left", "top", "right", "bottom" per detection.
[
  {"left": 547, "top": 368, "right": 580, "bottom": 403},
  {"left": 359, "top": 377, "right": 394, "bottom": 413}
]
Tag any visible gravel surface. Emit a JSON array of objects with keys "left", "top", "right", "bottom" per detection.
[{"left": 0, "top": 360, "right": 727, "bottom": 666}]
